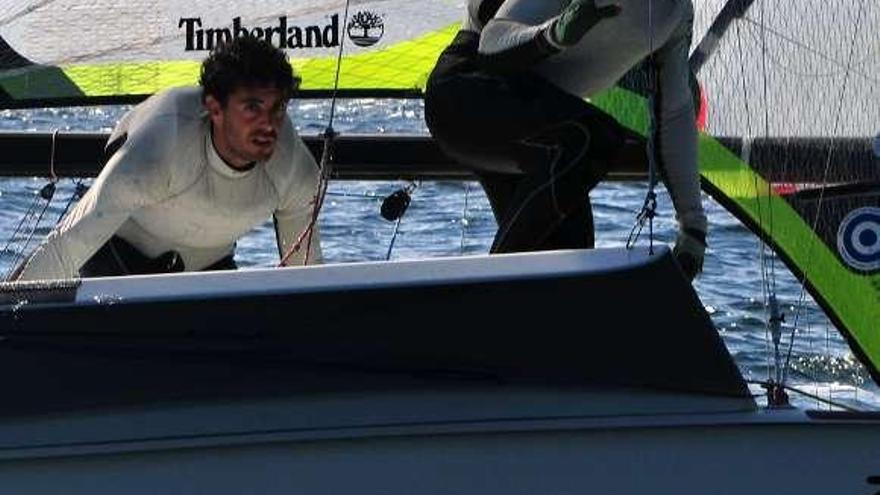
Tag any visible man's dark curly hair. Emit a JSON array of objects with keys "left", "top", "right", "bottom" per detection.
[{"left": 199, "top": 35, "right": 301, "bottom": 105}]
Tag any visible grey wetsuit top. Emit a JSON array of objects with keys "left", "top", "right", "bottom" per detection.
[
  {"left": 19, "top": 87, "right": 322, "bottom": 281},
  {"left": 464, "top": 0, "right": 707, "bottom": 234}
]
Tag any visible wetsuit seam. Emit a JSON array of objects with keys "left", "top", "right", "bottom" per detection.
[{"left": 494, "top": 120, "right": 592, "bottom": 250}]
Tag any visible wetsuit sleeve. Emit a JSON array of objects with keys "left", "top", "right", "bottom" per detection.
[
  {"left": 653, "top": 19, "right": 707, "bottom": 234},
  {"left": 274, "top": 135, "right": 323, "bottom": 266},
  {"left": 476, "top": 1, "right": 562, "bottom": 72},
  {"left": 16, "top": 119, "right": 173, "bottom": 281},
  {"left": 461, "top": 0, "right": 483, "bottom": 33}
]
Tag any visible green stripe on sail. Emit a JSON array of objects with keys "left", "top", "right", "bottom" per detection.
[
  {"left": 60, "top": 25, "right": 459, "bottom": 97},
  {"left": 0, "top": 65, "right": 85, "bottom": 100},
  {"left": 593, "top": 87, "right": 880, "bottom": 377},
  {"left": 591, "top": 86, "right": 651, "bottom": 135},
  {"left": 698, "top": 137, "right": 880, "bottom": 374}
]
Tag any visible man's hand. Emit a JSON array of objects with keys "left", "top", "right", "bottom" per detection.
[
  {"left": 673, "top": 227, "right": 706, "bottom": 282},
  {"left": 552, "top": 0, "right": 621, "bottom": 46}
]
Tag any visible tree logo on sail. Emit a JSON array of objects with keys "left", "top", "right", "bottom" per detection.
[
  {"left": 346, "top": 11, "right": 384, "bottom": 47},
  {"left": 837, "top": 207, "right": 880, "bottom": 273}
]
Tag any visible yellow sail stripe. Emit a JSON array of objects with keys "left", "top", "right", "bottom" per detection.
[
  {"left": 63, "top": 61, "right": 200, "bottom": 96},
  {"left": 294, "top": 25, "right": 457, "bottom": 91}
]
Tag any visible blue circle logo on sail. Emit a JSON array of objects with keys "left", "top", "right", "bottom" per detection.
[
  {"left": 347, "top": 11, "right": 385, "bottom": 47},
  {"left": 837, "top": 207, "right": 880, "bottom": 272}
]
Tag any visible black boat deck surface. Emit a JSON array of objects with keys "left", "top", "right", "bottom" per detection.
[{"left": 0, "top": 247, "right": 751, "bottom": 417}]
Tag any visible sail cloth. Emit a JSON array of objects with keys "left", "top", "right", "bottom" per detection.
[
  {"left": 0, "top": 0, "right": 463, "bottom": 105},
  {"left": 689, "top": 0, "right": 880, "bottom": 384},
  {"left": 0, "top": 1, "right": 878, "bottom": 379}
]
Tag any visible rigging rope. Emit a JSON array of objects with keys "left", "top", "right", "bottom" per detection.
[
  {"left": 745, "top": 379, "right": 862, "bottom": 412},
  {"left": 55, "top": 181, "right": 88, "bottom": 224},
  {"left": 749, "top": 0, "right": 787, "bottom": 402},
  {"left": 381, "top": 181, "right": 417, "bottom": 260},
  {"left": 459, "top": 182, "right": 471, "bottom": 255},
  {"left": 758, "top": 1, "right": 778, "bottom": 299},
  {"left": 781, "top": 0, "right": 868, "bottom": 387},
  {"left": 385, "top": 215, "right": 404, "bottom": 261},
  {"left": 278, "top": 0, "right": 353, "bottom": 267},
  {"left": 2, "top": 130, "right": 61, "bottom": 280},
  {"left": 734, "top": 17, "right": 775, "bottom": 386},
  {"left": 626, "top": 0, "right": 658, "bottom": 254},
  {"left": 2, "top": 191, "right": 43, "bottom": 278},
  {"left": 14, "top": 183, "right": 55, "bottom": 272}
]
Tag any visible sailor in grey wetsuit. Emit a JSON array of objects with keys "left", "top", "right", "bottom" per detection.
[
  {"left": 16, "top": 37, "right": 321, "bottom": 281},
  {"left": 426, "top": 0, "right": 707, "bottom": 279}
]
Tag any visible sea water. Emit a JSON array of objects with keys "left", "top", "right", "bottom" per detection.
[{"left": 1, "top": 99, "right": 877, "bottom": 410}]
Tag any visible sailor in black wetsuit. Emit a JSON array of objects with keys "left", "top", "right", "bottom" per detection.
[
  {"left": 426, "top": 0, "right": 627, "bottom": 253},
  {"left": 425, "top": 0, "right": 707, "bottom": 280}
]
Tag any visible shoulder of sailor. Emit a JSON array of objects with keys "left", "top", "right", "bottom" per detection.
[
  {"left": 117, "top": 87, "right": 202, "bottom": 150},
  {"left": 264, "top": 117, "right": 320, "bottom": 200},
  {"left": 463, "top": 0, "right": 511, "bottom": 33},
  {"left": 105, "top": 87, "right": 205, "bottom": 193},
  {"left": 462, "top": 0, "right": 484, "bottom": 33}
]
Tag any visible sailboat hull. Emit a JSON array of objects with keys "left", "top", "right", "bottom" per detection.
[
  {"left": 1, "top": 248, "right": 874, "bottom": 492},
  {"left": 0, "top": 390, "right": 877, "bottom": 494}
]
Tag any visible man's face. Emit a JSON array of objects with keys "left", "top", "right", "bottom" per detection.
[{"left": 205, "top": 85, "right": 288, "bottom": 168}]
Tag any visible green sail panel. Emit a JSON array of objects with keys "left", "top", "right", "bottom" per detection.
[
  {"left": 690, "top": 0, "right": 880, "bottom": 380},
  {"left": 697, "top": 135, "right": 880, "bottom": 383}
]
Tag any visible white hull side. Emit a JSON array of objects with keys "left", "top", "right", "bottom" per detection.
[
  {"left": 0, "top": 389, "right": 877, "bottom": 494},
  {"left": 2, "top": 421, "right": 878, "bottom": 494}
]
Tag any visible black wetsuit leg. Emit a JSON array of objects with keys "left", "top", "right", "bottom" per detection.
[
  {"left": 425, "top": 31, "right": 627, "bottom": 253},
  {"left": 476, "top": 166, "right": 593, "bottom": 250},
  {"left": 485, "top": 121, "right": 606, "bottom": 252},
  {"left": 80, "top": 236, "right": 236, "bottom": 277}
]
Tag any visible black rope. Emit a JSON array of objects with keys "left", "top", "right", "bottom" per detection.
[
  {"left": 1, "top": 188, "right": 43, "bottom": 264},
  {"left": 627, "top": 3, "right": 659, "bottom": 254},
  {"left": 54, "top": 180, "right": 88, "bottom": 224},
  {"left": 2, "top": 181, "right": 58, "bottom": 280},
  {"left": 626, "top": 190, "right": 657, "bottom": 252},
  {"left": 16, "top": 182, "right": 56, "bottom": 259},
  {"left": 382, "top": 181, "right": 417, "bottom": 260}
]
